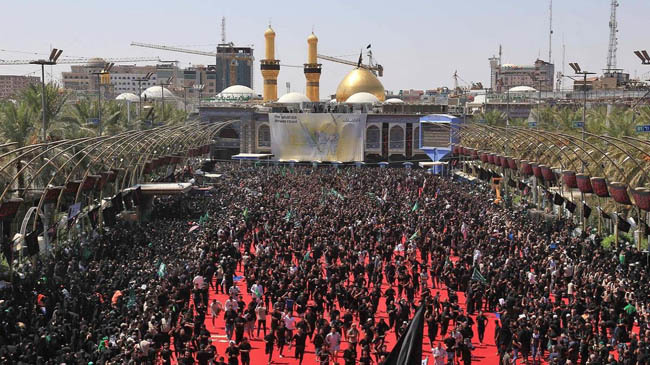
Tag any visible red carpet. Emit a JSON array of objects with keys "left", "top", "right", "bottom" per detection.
[{"left": 199, "top": 256, "right": 503, "bottom": 364}]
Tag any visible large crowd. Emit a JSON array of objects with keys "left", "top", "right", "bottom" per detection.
[{"left": 0, "top": 163, "right": 649, "bottom": 365}]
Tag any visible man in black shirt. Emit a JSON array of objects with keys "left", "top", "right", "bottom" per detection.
[
  {"left": 225, "top": 340, "right": 240, "bottom": 365},
  {"left": 291, "top": 327, "right": 308, "bottom": 364},
  {"left": 476, "top": 311, "right": 488, "bottom": 344},
  {"left": 264, "top": 331, "right": 275, "bottom": 364},
  {"left": 196, "top": 344, "right": 213, "bottom": 365},
  {"left": 239, "top": 337, "right": 251, "bottom": 365},
  {"left": 343, "top": 346, "right": 356, "bottom": 365}
]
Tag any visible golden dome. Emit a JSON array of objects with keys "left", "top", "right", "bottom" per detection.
[
  {"left": 335, "top": 68, "right": 385, "bottom": 102},
  {"left": 264, "top": 27, "right": 276, "bottom": 37},
  {"left": 307, "top": 32, "right": 318, "bottom": 43}
]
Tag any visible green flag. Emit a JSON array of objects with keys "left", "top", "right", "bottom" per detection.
[
  {"left": 472, "top": 267, "right": 487, "bottom": 283},
  {"left": 411, "top": 202, "right": 419, "bottom": 212},
  {"left": 275, "top": 192, "right": 279, "bottom": 199},
  {"left": 624, "top": 303, "right": 637, "bottom": 315},
  {"left": 243, "top": 208, "right": 248, "bottom": 219},
  {"left": 284, "top": 210, "right": 292, "bottom": 222},
  {"left": 97, "top": 336, "right": 109, "bottom": 351},
  {"left": 408, "top": 230, "right": 419, "bottom": 242},
  {"left": 330, "top": 189, "right": 345, "bottom": 201},
  {"left": 199, "top": 212, "right": 209, "bottom": 225},
  {"left": 127, "top": 289, "right": 136, "bottom": 308},
  {"left": 158, "top": 263, "right": 166, "bottom": 278}
]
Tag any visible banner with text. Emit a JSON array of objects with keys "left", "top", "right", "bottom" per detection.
[{"left": 269, "top": 113, "right": 366, "bottom": 162}]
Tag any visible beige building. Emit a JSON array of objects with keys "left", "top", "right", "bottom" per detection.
[
  {"left": 62, "top": 58, "right": 179, "bottom": 97},
  {"left": 0, "top": 75, "right": 40, "bottom": 99},
  {"left": 489, "top": 58, "right": 555, "bottom": 92}
]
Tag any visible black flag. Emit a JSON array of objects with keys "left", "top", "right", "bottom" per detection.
[
  {"left": 357, "top": 51, "right": 363, "bottom": 67},
  {"left": 366, "top": 44, "right": 372, "bottom": 49},
  {"left": 384, "top": 304, "right": 425, "bottom": 365},
  {"left": 583, "top": 203, "right": 592, "bottom": 218},
  {"left": 565, "top": 200, "right": 576, "bottom": 213},
  {"left": 617, "top": 215, "right": 631, "bottom": 233}
]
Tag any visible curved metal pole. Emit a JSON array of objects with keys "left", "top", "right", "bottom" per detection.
[
  {"left": 594, "top": 134, "right": 650, "bottom": 186},
  {"left": 0, "top": 138, "right": 95, "bottom": 202},
  {"left": 32, "top": 131, "right": 145, "bottom": 232}
]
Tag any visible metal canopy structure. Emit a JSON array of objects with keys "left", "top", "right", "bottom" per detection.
[
  {"left": 0, "top": 121, "right": 235, "bottom": 241},
  {"left": 452, "top": 123, "right": 650, "bottom": 220}
]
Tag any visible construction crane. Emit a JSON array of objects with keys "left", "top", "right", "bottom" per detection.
[
  {"left": 130, "top": 41, "right": 302, "bottom": 68},
  {"left": 0, "top": 56, "right": 162, "bottom": 66},
  {"left": 131, "top": 41, "right": 304, "bottom": 92},
  {"left": 317, "top": 52, "right": 384, "bottom": 77}
]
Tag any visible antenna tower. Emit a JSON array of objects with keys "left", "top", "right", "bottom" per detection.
[
  {"left": 221, "top": 16, "right": 226, "bottom": 43},
  {"left": 498, "top": 45, "right": 502, "bottom": 66},
  {"left": 606, "top": 0, "right": 619, "bottom": 72},
  {"left": 548, "top": 0, "right": 553, "bottom": 63}
]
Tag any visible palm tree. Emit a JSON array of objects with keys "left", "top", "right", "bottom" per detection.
[
  {"left": 476, "top": 110, "right": 507, "bottom": 127},
  {"left": 0, "top": 102, "right": 36, "bottom": 188},
  {"left": 57, "top": 99, "right": 126, "bottom": 138},
  {"left": 54, "top": 99, "right": 97, "bottom": 139},
  {"left": 20, "top": 83, "right": 69, "bottom": 140},
  {"left": 552, "top": 106, "right": 582, "bottom": 133}
]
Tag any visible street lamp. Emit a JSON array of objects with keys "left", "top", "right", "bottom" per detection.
[
  {"left": 182, "top": 84, "right": 193, "bottom": 114},
  {"left": 569, "top": 62, "right": 595, "bottom": 232},
  {"left": 29, "top": 48, "right": 63, "bottom": 141},
  {"left": 91, "top": 62, "right": 114, "bottom": 136},
  {"left": 634, "top": 50, "right": 650, "bottom": 65},
  {"left": 193, "top": 84, "right": 205, "bottom": 108},
  {"left": 134, "top": 72, "right": 154, "bottom": 116},
  {"left": 568, "top": 62, "right": 596, "bottom": 170},
  {"left": 158, "top": 76, "right": 174, "bottom": 122}
]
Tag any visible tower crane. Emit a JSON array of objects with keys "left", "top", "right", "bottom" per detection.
[
  {"left": 131, "top": 42, "right": 303, "bottom": 68},
  {"left": 131, "top": 41, "right": 303, "bottom": 92},
  {"left": 316, "top": 53, "right": 383, "bottom": 76},
  {"left": 0, "top": 56, "right": 162, "bottom": 66}
]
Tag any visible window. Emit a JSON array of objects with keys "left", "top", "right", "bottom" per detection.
[
  {"left": 413, "top": 126, "right": 420, "bottom": 149},
  {"left": 365, "top": 125, "right": 380, "bottom": 149},
  {"left": 258, "top": 124, "right": 271, "bottom": 148},
  {"left": 389, "top": 125, "right": 404, "bottom": 149}
]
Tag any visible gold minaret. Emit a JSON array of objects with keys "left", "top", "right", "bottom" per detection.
[
  {"left": 304, "top": 32, "right": 321, "bottom": 102},
  {"left": 261, "top": 26, "right": 280, "bottom": 101}
]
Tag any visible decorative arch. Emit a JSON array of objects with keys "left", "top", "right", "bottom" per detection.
[
  {"left": 257, "top": 123, "right": 271, "bottom": 148},
  {"left": 366, "top": 125, "right": 380, "bottom": 150},
  {"left": 389, "top": 125, "right": 404, "bottom": 150}
]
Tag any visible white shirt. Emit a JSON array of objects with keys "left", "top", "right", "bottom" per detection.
[
  {"left": 282, "top": 313, "right": 295, "bottom": 330},
  {"left": 193, "top": 275, "right": 206, "bottom": 289},
  {"left": 225, "top": 298, "right": 238, "bottom": 311},
  {"left": 251, "top": 284, "right": 264, "bottom": 298},
  {"left": 326, "top": 332, "right": 341, "bottom": 348},
  {"left": 433, "top": 347, "right": 447, "bottom": 365}
]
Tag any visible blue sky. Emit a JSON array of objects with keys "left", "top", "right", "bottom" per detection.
[{"left": 1, "top": 0, "right": 649, "bottom": 96}]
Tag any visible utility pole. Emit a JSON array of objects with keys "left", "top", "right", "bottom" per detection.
[
  {"left": 91, "top": 62, "right": 114, "bottom": 136},
  {"left": 135, "top": 72, "right": 154, "bottom": 116},
  {"left": 569, "top": 62, "right": 595, "bottom": 233},
  {"left": 182, "top": 85, "right": 193, "bottom": 114},
  {"left": 29, "top": 48, "right": 63, "bottom": 141},
  {"left": 158, "top": 76, "right": 173, "bottom": 122},
  {"left": 193, "top": 84, "right": 204, "bottom": 109}
]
